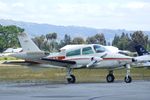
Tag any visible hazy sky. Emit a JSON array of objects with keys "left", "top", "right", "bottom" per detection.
[{"left": 0, "top": 0, "right": 150, "bottom": 30}]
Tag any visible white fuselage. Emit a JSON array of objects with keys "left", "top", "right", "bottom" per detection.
[
  {"left": 9, "top": 44, "right": 133, "bottom": 69},
  {"left": 46, "top": 44, "right": 133, "bottom": 69},
  {"left": 65, "top": 53, "right": 132, "bottom": 68}
]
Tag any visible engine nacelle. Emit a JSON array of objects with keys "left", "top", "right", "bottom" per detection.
[
  {"left": 91, "top": 57, "right": 103, "bottom": 62},
  {"left": 86, "top": 57, "right": 103, "bottom": 68}
]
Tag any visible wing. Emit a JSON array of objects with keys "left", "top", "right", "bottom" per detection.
[
  {"left": 2, "top": 60, "right": 39, "bottom": 65},
  {"left": 3, "top": 58, "right": 76, "bottom": 68},
  {"left": 41, "top": 58, "right": 76, "bottom": 67}
]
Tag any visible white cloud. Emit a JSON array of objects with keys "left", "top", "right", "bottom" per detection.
[
  {"left": 126, "top": 1, "right": 147, "bottom": 9},
  {"left": 0, "top": 1, "right": 10, "bottom": 12},
  {"left": 12, "top": 2, "right": 24, "bottom": 8},
  {"left": 0, "top": 0, "right": 150, "bottom": 30}
]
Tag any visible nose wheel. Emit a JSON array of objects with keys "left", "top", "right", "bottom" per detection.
[
  {"left": 124, "top": 76, "right": 132, "bottom": 83},
  {"left": 124, "top": 64, "right": 132, "bottom": 83}
]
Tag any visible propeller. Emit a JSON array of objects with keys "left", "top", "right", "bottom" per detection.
[{"left": 86, "top": 53, "right": 107, "bottom": 68}]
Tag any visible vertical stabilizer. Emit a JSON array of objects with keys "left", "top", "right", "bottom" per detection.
[
  {"left": 18, "top": 33, "right": 41, "bottom": 52},
  {"left": 135, "top": 45, "right": 149, "bottom": 56}
]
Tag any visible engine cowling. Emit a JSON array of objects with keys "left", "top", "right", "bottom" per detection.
[{"left": 91, "top": 57, "right": 103, "bottom": 62}]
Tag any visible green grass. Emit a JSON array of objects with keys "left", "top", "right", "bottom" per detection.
[
  {"left": 0, "top": 56, "right": 19, "bottom": 61},
  {"left": 0, "top": 64, "right": 150, "bottom": 83}
]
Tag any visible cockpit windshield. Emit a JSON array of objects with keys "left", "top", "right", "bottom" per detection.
[{"left": 93, "top": 45, "right": 106, "bottom": 53}]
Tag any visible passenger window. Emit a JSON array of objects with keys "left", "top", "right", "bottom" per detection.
[
  {"left": 66, "top": 49, "right": 81, "bottom": 57},
  {"left": 94, "top": 45, "right": 105, "bottom": 53},
  {"left": 82, "top": 47, "right": 94, "bottom": 55}
]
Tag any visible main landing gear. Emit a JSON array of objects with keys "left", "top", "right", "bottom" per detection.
[
  {"left": 106, "top": 65, "right": 132, "bottom": 83},
  {"left": 66, "top": 68, "right": 76, "bottom": 84},
  {"left": 66, "top": 65, "right": 132, "bottom": 84},
  {"left": 106, "top": 70, "right": 115, "bottom": 83}
]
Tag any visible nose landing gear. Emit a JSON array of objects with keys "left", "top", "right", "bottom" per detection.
[{"left": 124, "top": 64, "right": 132, "bottom": 83}]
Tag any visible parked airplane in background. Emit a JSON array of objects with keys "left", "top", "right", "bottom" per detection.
[
  {"left": 134, "top": 45, "right": 150, "bottom": 68},
  {"left": 135, "top": 45, "right": 150, "bottom": 56},
  {"left": 5, "top": 33, "right": 138, "bottom": 83}
]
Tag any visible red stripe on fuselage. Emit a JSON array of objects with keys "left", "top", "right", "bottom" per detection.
[
  {"left": 65, "top": 58, "right": 90, "bottom": 60},
  {"left": 103, "top": 58, "right": 131, "bottom": 60},
  {"left": 47, "top": 56, "right": 131, "bottom": 61},
  {"left": 48, "top": 56, "right": 65, "bottom": 60},
  {"left": 66, "top": 58, "right": 131, "bottom": 61}
]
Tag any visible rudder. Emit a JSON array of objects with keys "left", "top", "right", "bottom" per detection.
[
  {"left": 135, "top": 45, "right": 149, "bottom": 56},
  {"left": 18, "top": 33, "right": 41, "bottom": 52}
]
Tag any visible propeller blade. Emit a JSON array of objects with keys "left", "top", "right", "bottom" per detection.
[
  {"left": 86, "top": 60, "right": 97, "bottom": 68},
  {"left": 86, "top": 57, "right": 103, "bottom": 68}
]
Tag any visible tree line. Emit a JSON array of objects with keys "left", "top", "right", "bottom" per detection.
[
  {"left": 32, "top": 31, "right": 150, "bottom": 52},
  {"left": 32, "top": 33, "right": 107, "bottom": 52},
  {"left": 0, "top": 25, "right": 24, "bottom": 52},
  {"left": 112, "top": 31, "right": 150, "bottom": 51},
  {"left": 0, "top": 24, "right": 150, "bottom": 52}
]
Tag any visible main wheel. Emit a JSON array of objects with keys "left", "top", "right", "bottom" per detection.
[
  {"left": 106, "top": 74, "right": 115, "bottom": 83},
  {"left": 67, "top": 75, "right": 76, "bottom": 84},
  {"left": 124, "top": 76, "right": 132, "bottom": 83}
]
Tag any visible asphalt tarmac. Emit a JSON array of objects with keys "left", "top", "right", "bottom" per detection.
[{"left": 0, "top": 81, "right": 150, "bottom": 100}]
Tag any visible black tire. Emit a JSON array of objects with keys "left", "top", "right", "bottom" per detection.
[
  {"left": 106, "top": 74, "right": 115, "bottom": 83},
  {"left": 67, "top": 75, "right": 76, "bottom": 84},
  {"left": 124, "top": 76, "right": 132, "bottom": 83}
]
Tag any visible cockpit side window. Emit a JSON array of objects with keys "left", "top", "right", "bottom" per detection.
[
  {"left": 66, "top": 49, "right": 81, "bottom": 57},
  {"left": 94, "top": 45, "right": 105, "bottom": 53},
  {"left": 82, "top": 47, "right": 94, "bottom": 55}
]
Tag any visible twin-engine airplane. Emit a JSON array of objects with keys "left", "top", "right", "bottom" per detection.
[{"left": 5, "top": 33, "right": 140, "bottom": 83}]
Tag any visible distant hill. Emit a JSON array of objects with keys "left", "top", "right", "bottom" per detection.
[{"left": 0, "top": 19, "right": 149, "bottom": 43}]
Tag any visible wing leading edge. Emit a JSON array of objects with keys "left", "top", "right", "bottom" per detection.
[{"left": 41, "top": 58, "right": 76, "bottom": 67}]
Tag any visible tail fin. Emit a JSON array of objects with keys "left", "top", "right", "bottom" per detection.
[
  {"left": 18, "top": 33, "right": 41, "bottom": 52},
  {"left": 135, "top": 45, "right": 149, "bottom": 56}
]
